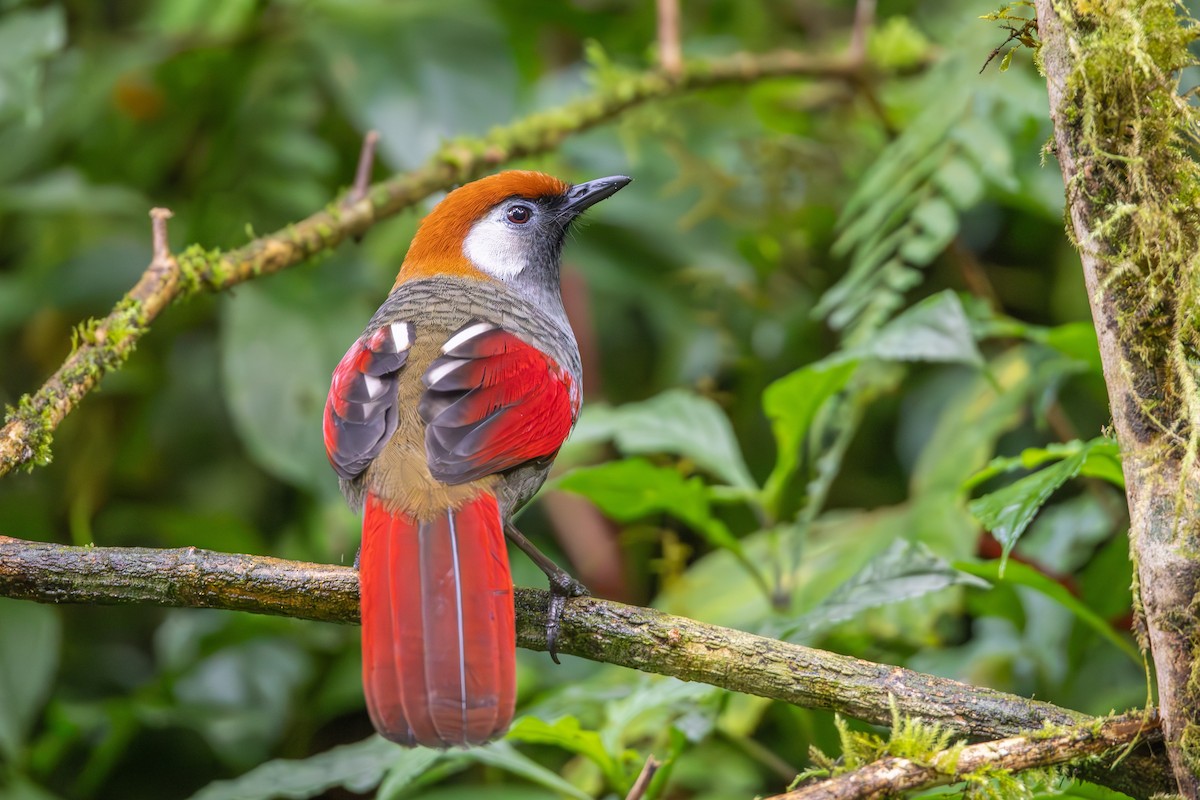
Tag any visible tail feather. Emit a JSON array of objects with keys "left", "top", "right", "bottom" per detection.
[{"left": 360, "top": 492, "right": 516, "bottom": 747}]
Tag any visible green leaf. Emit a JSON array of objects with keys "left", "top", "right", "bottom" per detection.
[
  {"left": 1038, "top": 321, "right": 1103, "bottom": 374},
  {"left": 221, "top": 274, "right": 369, "bottom": 497},
  {"left": 308, "top": 2, "right": 517, "bottom": 170},
  {"left": 955, "top": 560, "right": 1140, "bottom": 664},
  {"left": 967, "top": 438, "right": 1122, "bottom": 569},
  {"left": 909, "top": 197, "right": 958, "bottom": 250},
  {"left": 558, "top": 459, "right": 741, "bottom": 554},
  {"left": 779, "top": 541, "right": 990, "bottom": 640},
  {"left": 850, "top": 291, "right": 983, "bottom": 366},
  {"left": 932, "top": 156, "right": 985, "bottom": 209},
  {"left": 965, "top": 438, "right": 1122, "bottom": 491},
  {"left": 174, "top": 639, "right": 314, "bottom": 768},
  {"left": 609, "top": 390, "right": 756, "bottom": 489},
  {"left": 374, "top": 748, "right": 445, "bottom": 800},
  {"left": 761, "top": 359, "right": 858, "bottom": 512},
  {"left": 0, "top": 5, "right": 66, "bottom": 126},
  {"left": 465, "top": 741, "right": 590, "bottom": 800},
  {"left": 187, "top": 735, "right": 428, "bottom": 800},
  {"left": 0, "top": 600, "right": 60, "bottom": 762},
  {"left": 506, "top": 716, "right": 622, "bottom": 788}
]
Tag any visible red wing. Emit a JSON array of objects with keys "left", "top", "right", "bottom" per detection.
[
  {"left": 323, "top": 321, "right": 414, "bottom": 481},
  {"left": 419, "top": 321, "right": 579, "bottom": 485}
]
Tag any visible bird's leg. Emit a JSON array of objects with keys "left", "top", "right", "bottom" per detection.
[{"left": 503, "top": 521, "right": 588, "bottom": 664}]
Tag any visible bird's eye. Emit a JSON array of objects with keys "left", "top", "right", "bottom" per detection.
[{"left": 506, "top": 204, "right": 532, "bottom": 224}]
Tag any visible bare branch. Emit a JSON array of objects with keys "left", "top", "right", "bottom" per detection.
[
  {"left": 771, "top": 714, "right": 1158, "bottom": 799},
  {"left": 624, "top": 755, "right": 662, "bottom": 800},
  {"left": 0, "top": 535, "right": 1172, "bottom": 797},
  {"left": 343, "top": 130, "right": 380, "bottom": 208},
  {"left": 0, "top": 49, "right": 900, "bottom": 479},
  {"left": 656, "top": 0, "right": 682, "bottom": 76},
  {"left": 848, "top": 0, "right": 876, "bottom": 63},
  {"left": 0, "top": 209, "right": 181, "bottom": 473}
]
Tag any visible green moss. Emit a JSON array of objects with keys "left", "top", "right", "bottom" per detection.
[
  {"left": 1056, "top": 0, "right": 1200, "bottom": 462},
  {"left": 176, "top": 244, "right": 228, "bottom": 295},
  {"left": 1057, "top": 4, "right": 1200, "bottom": 774},
  {"left": 3, "top": 393, "right": 55, "bottom": 468}
]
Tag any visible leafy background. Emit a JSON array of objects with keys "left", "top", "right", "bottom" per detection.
[{"left": 0, "top": 0, "right": 1165, "bottom": 798}]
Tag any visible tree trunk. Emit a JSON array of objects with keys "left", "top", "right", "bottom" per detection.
[{"left": 1036, "top": 1, "right": 1200, "bottom": 793}]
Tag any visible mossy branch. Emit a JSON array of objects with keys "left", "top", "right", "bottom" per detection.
[
  {"left": 0, "top": 535, "right": 1174, "bottom": 797},
  {"left": 0, "top": 49, "right": 879, "bottom": 478},
  {"left": 1036, "top": 0, "right": 1200, "bottom": 793},
  {"left": 771, "top": 714, "right": 1157, "bottom": 799}
]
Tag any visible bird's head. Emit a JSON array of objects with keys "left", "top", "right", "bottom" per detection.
[{"left": 395, "top": 171, "right": 630, "bottom": 292}]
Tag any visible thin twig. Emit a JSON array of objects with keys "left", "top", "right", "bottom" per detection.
[
  {"left": 0, "top": 49, "right": 896, "bottom": 478},
  {"left": 770, "top": 713, "right": 1158, "bottom": 799},
  {"left": 343, "top": 130, "right": 380, "bottom": 208},
  {"left": 624, "top": 755, "right": 661, "bottom": 800},
  {"left": 848, "top": 0, "right": 876, "bottom": 63},
  {"left": 150, "top": 207, "right": 173, "bottom": 260},
  {"left": 0, "top": 535, "right": 1173, "bottom": 797},
  {"left": 656, "top": 0, "right": 682, "bottom": 76},
  {"left": 0, "top": 210, "right": 181, "bottom": 471}
]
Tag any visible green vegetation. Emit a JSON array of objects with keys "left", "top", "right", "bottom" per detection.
[{"left": 1, "top": 0, "right": 1191, "bottom": 797}]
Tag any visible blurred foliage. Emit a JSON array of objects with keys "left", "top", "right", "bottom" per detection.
[{"left": 0, "top": 0, "right": 1175, "bottom": 797}]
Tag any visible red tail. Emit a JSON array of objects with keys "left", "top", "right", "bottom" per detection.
[{"left": 359, "top": 492, "right": 516, "bottom": 747}]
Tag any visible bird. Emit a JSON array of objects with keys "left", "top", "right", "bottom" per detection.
[{"left": 322, "top": 170, "right": 630, "bottom": 748}]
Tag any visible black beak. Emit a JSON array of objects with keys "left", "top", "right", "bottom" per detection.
[{"left": 561, "top": 175, "right": 632, "bottom": 215}]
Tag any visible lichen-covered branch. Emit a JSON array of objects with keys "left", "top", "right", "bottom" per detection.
[
  {"left": 771, "top": 714, "right": 1158, "bottom": 799},
  {"left": 1036, "top": 1, "right": 1200, "bottom": 793},
  {"left": 0, "top": 49, "right": 876, "bottom": 478},
  {"left": 0, "top": 535, "right": 1173, "bottom": 797},
  {"left": 0, "top": 208, "right": 181, "bottom": 473}
]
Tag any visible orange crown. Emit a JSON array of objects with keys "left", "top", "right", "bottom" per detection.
[{"left": 395, "top": 171, "right": 570, "bottom": 285}]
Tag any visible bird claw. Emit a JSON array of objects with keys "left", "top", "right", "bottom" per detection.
[{"left": 545, "top": 576, "right": 589, "bottom": 664}]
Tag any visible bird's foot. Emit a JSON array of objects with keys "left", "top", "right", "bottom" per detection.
[{"left": 545, "top": 575, "right": 589, "bottom": 665}]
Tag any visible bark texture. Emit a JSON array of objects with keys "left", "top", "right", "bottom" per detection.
[
  {"left": 773, "top": 714, "right": 1158, "bottom": 799},
  {"left": 0, "top": 535, "right": 1174, "bottom": 797},
  {"left": 1036, "top": 0, "right": 1200, "bottom": 793}
]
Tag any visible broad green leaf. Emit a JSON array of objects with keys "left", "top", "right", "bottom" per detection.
[
  {"left": 308, "top": 1, "right": 517, "bottom": 170},
  {"left": 932, "top": 156, "right": 985, "bottom": 209},
  {"left": 174, "top": 639, "right": 314, "bottom": 768},
  {"left": 656, "top": 504, "right": 928, "bottom": 631},
  {"left": 558, "top": 459, "right": 741, "bottom": 554},
  {"left": 610, "top": 390, "right": 756, "bottom": 489},
  {"left": 761, "top": 359, "right": 858, "bottom": 513},
  {"left": 1, "top": 774, "right": 64, "bottom": 800},
  {"left": 838, "top": 78, "right": 969, "bottom": 223},
  {"left": 849, "top": 291, "right": 983, "bottom": 366},
  {"left": 0, "top": 600, "right": 60, "bottom": 762},
  {"left": 964, "top": 438, "right": 1122, "bottom": 491},
  {"left": 221, "top": 273, "right": 369, "bottom": 497},
  {"left": 968, "top": 438, "right": 1122, "bottom": 569},
  {"left": 465, "top": 741, "right": 590, "bottom": 800},
  {"left": 187, "top": 735, "right": 427, "bottom": 800},
  {"left": 867, "top": 16, "right": 933, "bottom": 70},
  {"left": 910, "top": 347, "right": 1042, "bottom": 497},
  {"left": 955, "top": 560, "right": 1140, "bottom": 664},
  {"left": 599, "top": 679, "right": 717, "bottom": 757},
  {"left": 778, "top": 540, "right": 990, "bottom": 640},
  {"left": 507, "top": 716, "right": 621, "bottom": 788},
  {"left": 953, "top": 116, "right": 1019, "bottom": 193},
  {"left": 1039, "top": 322, "right": 1102, "bottom": 374},
  {"left": 909, "top": 197, "right": 958, "bottom": 249},
  {"left": 374, "top": 749, "right": 444, "bottom": 800},
  {"left": 0, "top": 5, "right": 65, "bottom": 126}
]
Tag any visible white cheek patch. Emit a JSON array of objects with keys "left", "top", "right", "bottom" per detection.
[{"left": 463, "top": 217, "right": 528, "bottom": 280}]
